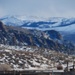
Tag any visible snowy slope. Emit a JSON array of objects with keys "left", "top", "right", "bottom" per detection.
[
  {"left": 22, "top": 17, "right": 75, "bottom": 33},
  {"left": 0, "top": 15, "right": 46, "bottom": 26},
  {"left": 0, "top": 15, "right": 25, "bottom": 26},
  {"left": 1, "top": 15, "right": 75, "bottom": 33},
  {"left": 0, "top": 44, "right": 73, "bottom": 71}
]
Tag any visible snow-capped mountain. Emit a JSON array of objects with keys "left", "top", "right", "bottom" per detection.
[
  {"left": 21, "top": 17, "right": 75, "bottom": 33},
  {"left": 1, "top": 15, "right": 75, "bottom": 43},
  {"left": 1, "top": 16, "right": 75, "bottom": 33},
  {"left": 0, "top": 15, "right": 25, "bottom": 26},
  {"left": 0, "top": 15, "right": 46, "bottom": 26}
]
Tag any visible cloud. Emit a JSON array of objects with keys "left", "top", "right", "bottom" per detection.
[
  {"left": 0, "top": 0, "right": 75, "bottom": 17},
  {"left": 0, "top": 7, "right": 6, "bottom": 17}
]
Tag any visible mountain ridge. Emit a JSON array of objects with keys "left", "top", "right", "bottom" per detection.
[
  {"left": 1, "top": 15, "right": 75, "bottom": 44},
  {"left": 1, "top": 16, "right": 75, "bottom": 32}
]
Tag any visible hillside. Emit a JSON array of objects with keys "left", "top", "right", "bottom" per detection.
[
  {"left": 0, "top": 21, "right": 75, "bottom": 54},
  {"left": 0, "top": 44, "right": 74, "bottom": 70},
  {"left": 0, "top": 21, "right": 60, "bottom": 49}
]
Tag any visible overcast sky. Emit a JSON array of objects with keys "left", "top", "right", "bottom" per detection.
[{"left": 0, "top": 0, "right": 75, "bottom": 18}]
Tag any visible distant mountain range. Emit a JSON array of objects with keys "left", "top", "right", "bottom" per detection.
[
  {"left": 1, "top": 16, "right": 75, "bottom": 31},
  {"left": 1, "top": 15, "right": 75, "bottom": 43}
]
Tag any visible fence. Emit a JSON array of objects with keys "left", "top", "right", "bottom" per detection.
[{"left": 0, "top": 70, "right": 74, "bottom": 75}]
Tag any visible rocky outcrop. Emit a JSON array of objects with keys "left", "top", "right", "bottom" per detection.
[{"left": 0, "top": 21, "right": 7, "bottom": 32}]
